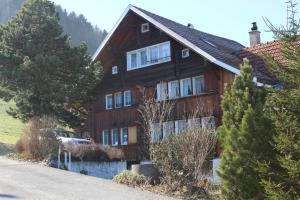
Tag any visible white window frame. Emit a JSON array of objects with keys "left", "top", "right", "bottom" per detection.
[
  {"left": 202, "top": 116, "right": 216, "bottom": 129},
  {"left": 141, "top": 22, "right": 150, "bottom": 33},
  {"left": 156, "top": 82, "right": 168, "bottom": 101},
  {"left": 127, "top": 41, "right": 171, "bottom": 71},
  {"left": 124, "top": 90, "right": 132, "bottom": 107},
  {"left": 151, "top": 123, "right": 162, "bottom": 143},
  {"left": 163, "top": 121, "right": 174, "bottom": 139},
  {"left": 105, "top": 94, "right": 113, "bottom": 110},
  {"left": 168, "top": 80, "right": 180, "bottom": 99},
  {"left": 112, "top": 66, "right": 118, "bottom": 74},
  {"left": 111, "top": 129, "right": 119, "bottom": 146},
  {"left": 114, "top": 92, "right": 122, "bottom": 108},
  {"left": 102, "top": 130, "right": 109, "bottom": 145},
  {"left": 192, "top": 75, "right": 205, "bottom": 95},
  {"left": 182, "top": 48, "right": 189, "bottom": 58},
  {"left": 175, "top": 120, "right": 188, "bottom": 134},
  {"left": 188, "top": 118, "right": 202, "bottom": 129},
  {"left": 121, "top": 127, "right": 128, "bottom": 145},
  {"left": 180, "top": 78, "right": 192, "bottom": 97}
]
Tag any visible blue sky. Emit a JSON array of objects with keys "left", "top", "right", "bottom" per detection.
[{"left": 51, "top": 0, "right": 299, "bottom": 47}]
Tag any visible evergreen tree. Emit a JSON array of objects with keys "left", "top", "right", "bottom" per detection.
[
  {"left": 0, "top": 0, "right": 102, "bottom": 127},
  {"left": 217, "top": 59, "right": 274, "bottom": 199},
  {"left": 260, "top": 1, "right": 300, "bottom": 199}
]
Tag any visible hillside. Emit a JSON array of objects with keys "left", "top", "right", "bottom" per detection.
[
  {"left": 0, "top": 100, "right": 25, "bottom": 145},
  {"left": 0, "top": 0, "right": 107, "bottom": 55}
]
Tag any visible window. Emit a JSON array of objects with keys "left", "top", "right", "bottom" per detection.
[
  {"left": 111, "top": 129, "right": 119, "bottom": 146},
  {"left": 193, "top": 76, "right": 205, "bottom": 95},
  {"left": 202, "top": 116, "right": 216, "bottom": 129},
  {"left": 127, "top": 41, "right": 171, "bottom": 70},
  {"left": 157, "top": 82, "right": 168, "bottom": 100},
  {"left": 106, "top": 94, "right": 113, "bottom": 110},
  {"left": 114, "top": 92, "right": 122, "bottom": 108},
  {"left": 182, "top": 48, "right": 189, "bottom": 58},
  {"left": 140, "top": 50, "right": 147, "bottom": 66},
  {"left": 151, "top": 123, "right": 162, "bottom": 143},
  {"left": 121, "top": 128, "right": 128, "bottom": 145},
  {"left": 130, "top": 53, "right": 137, "bottom": 69},
  {"left": 124, "top": 90, "right": 132, "bottom": 107},
  {"left": 150, "top": 46, "right": 159, "bottom": 64},
  {"left": 188, "top": 118, "right": 201, "bottom": 129},
  {"left": 102, "top": 130, "right": 109, "bottom": 145},
  {"left": 163, "top": 121, "right": 174, "bottom": 139},
  {"left": 161, "top": 42, "right": 171, "bottom": 61},
  {"left": 180, "top": 78, "right": 192, "bottom": 97},
  {"left": 141, "top": 23, "right": 149, "bottom": 33},
  {"left": 112, "top": 66, "right": 118, "bottom": 74},
  {"left": 175, "top": 120, "right": 188, "bottom": 134},
  {"left": 168, "top": 80, "right": 180, "bottom": 99}
]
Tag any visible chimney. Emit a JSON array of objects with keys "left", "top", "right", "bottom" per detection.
[
  {"left": 187, "top": 23, "right": 194, "bottom": 29},
  {"left": 249, "top": 22, "right": 261, "bottom": 47}
]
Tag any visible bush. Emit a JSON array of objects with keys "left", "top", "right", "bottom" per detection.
[
  {"left": 65, "top": 142, "right": 125, "bottom": 162},
  {"left": 113, "top": 170, "right": 149, "bottom": 187},
  {"left": 151, "top": 127, "right": 217, "bottom": 194},
  {"left": 16, "top": 116, "right": 60, "bottom": 160}
]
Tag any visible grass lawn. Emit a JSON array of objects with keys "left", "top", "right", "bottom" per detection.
[{"left": 0, "top": 100, "right": 25, "bottom": 145}]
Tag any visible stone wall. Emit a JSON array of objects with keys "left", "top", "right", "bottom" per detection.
[{"left": 69, "top": 161, "right": 127, "bottom": 179}]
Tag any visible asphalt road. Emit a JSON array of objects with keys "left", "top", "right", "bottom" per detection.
[{"left": 0, "top": 156, "right": 174, "bottom": 200}]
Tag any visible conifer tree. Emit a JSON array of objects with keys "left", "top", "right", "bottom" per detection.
[
  {"left": 260, "top": 1, "right": 300, "bottom": 198},
  {"left": 0, "top": 0, "right": 102, "bottom": 127},
  {"left": 218, "top": 59, "right": 274, "bottom": 199}
]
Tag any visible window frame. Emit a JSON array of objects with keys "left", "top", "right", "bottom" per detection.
[
  {"left": 114, "top": 92, "right": 122, "bottom": 108},
  {"left": 163, "top": 121, "right": 174, "bottom": 139},
  {"left": 141, "top": 22, "right": 150, "bottom": 33},
  {"left": 192, "top": 75, "right": 205, "bottom": 95},
  {"left": 126, "top": 41, "right": 171, "bottom": 71},
  {"left": 111, "top": 129, "right": 119, "bottom": 146},
  {"left": 124, "top": 90, "right": 132, "bottom": 107},
  {"left": 168, "top": 80, "right": 180, "bottom": 99},
  {"left": 182, "top": 48, "right": 190, "bottom": 58},
  {"left": 112, "top": 66, "right": 118, "bottom": 75},
  {"left": 180, "top": 78, "right": 192, "bottom": 97},
  {"left": 121, "top": 127, "right": 128, "bottom": 145},
  {"left": 157, "top": 82, "right": 168, "bottom": 101},
  {"left": 105, "top": 94, "right": 113, "bottom": 110},
  {"left": 102, "top": 130, "right": 109, "bottom": 145}
]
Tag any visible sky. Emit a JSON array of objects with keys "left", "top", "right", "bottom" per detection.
[{"left": 51, "top": 0, "right": 300, "bottom": 47}]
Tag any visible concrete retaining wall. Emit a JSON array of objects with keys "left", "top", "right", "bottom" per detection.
[{"left": 69, "top": 161, "right": 127, "bottom": 179}]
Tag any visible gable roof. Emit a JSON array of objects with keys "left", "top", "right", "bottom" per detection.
[
  {"left": 92, "top": 4, "right": 276, "bottom": 84},
  {"left": 92, "top": 4, "right": 244, "bottom": 75}
]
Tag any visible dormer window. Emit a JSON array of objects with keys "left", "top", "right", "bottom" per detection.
[
  {"left": 182, "top": 48, "right": 189, "bottom": 58},
  {"left": 112, "top": 66, "right": 118, "bottom": 74},
  {"left": 141, "top": 23, "right": 149, "bottom": 33}
]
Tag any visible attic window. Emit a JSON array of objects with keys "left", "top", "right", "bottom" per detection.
[
  {"left": 182, "top": 48, "right": 189, "bottom": 58},
  {"left": 112, "top": 66, "right": 118, "bottom": 74},
  {"left": 141, "top": 23, "right": 149, "bottom": 33}
]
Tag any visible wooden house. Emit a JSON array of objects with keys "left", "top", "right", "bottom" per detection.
[{"left": 86, "top": 5, "right": 275, "bottom": 161}]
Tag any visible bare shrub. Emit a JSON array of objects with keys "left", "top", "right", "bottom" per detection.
[
  {"left": 138, "top": 91, "right": 217, "bottom": 195},
  {"left": 151, "top": 127, "right": 217, "bottom": 193},
  {"left": 65, "top": 142, "right": 124, "bottom": 162},
  {"left": 16, "top": 116, "right": 60, "bottom": 160},
  {"left": 137, "top": 85, "right": 175, "bottom": 159}
]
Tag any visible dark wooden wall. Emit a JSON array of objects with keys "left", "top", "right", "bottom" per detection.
[{"left": 86, "top": 10, "right": 234, "bottom": 160}]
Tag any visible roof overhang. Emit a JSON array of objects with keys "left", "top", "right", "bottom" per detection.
[{"left": 92, "top": 5, "right": 266, "bottom": 86}]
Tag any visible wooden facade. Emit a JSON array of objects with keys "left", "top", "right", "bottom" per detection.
[{"left": 86, "top": 10, "right": 236, "bottom": 161}]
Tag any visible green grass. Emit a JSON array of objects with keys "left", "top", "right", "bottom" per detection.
[{"left": 0, "top": 100, "right": 25, "bottom": 145}]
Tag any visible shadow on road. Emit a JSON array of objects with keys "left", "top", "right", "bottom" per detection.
[
  {"left": 0, "top": 143, "right": 15, "bottom": 156},
  {"left": 0, "top": 194, "right": 19, "bottom": 199}
]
